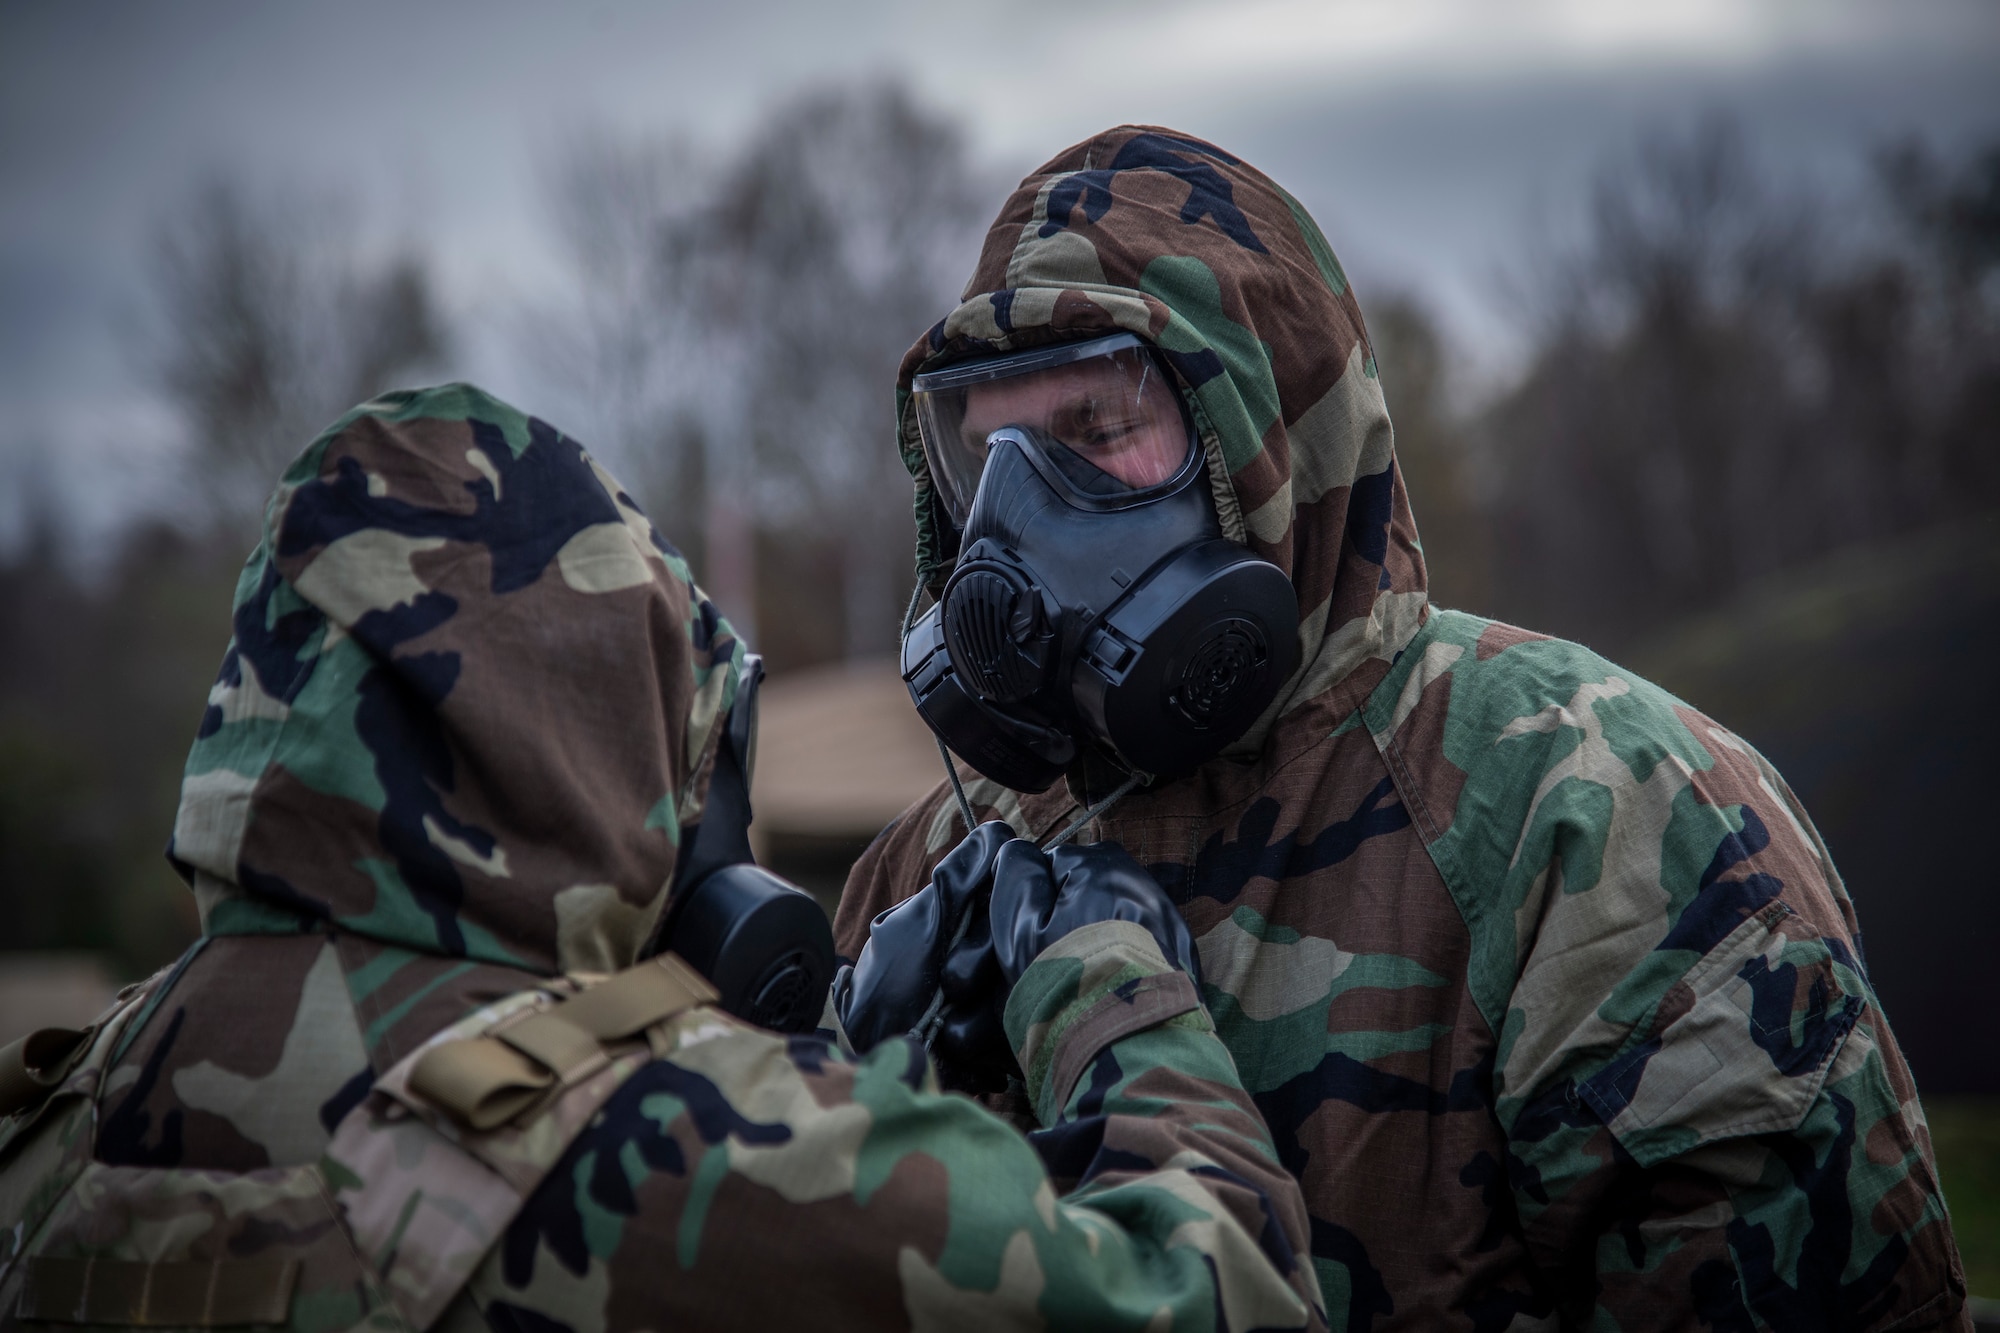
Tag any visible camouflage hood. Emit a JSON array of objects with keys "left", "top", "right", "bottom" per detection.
[
  {"left": 900, "top": 125, "right": 1428, "bottom": 746},
  {"left": 172, "top": 384, "right": 743, "bottom": 975}
]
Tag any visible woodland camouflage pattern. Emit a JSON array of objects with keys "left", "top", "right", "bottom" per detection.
[
  {"left": 0, "top": 384, "right": 1327, "bottom": 1331},
  {"left": 840, "top": 126, "right": 1970, "bottom": 1328}
]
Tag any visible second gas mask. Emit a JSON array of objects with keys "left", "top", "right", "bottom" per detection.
[
  {"left": 642, "top": 654, "right": 834, "bottom": 1033},
  {"left": 902, "top": 334, "right": 1299, "bottom": 793}
]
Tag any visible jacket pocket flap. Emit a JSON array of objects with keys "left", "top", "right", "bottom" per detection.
[{"left": 1577, "top": 902, "right": 1865, "bottom": 1168}]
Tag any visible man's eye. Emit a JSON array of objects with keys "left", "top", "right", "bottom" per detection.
[{"left": 1081, "top": 417, "right": 1138, "bottom": 448}]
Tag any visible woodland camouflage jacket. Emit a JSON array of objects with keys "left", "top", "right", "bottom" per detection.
[
  {"left": 836, "top": 126, "right": 1970, "bottom": 1330},
  {"left": 0, "top": 386, "right": 1328, "bottom": 1331}
]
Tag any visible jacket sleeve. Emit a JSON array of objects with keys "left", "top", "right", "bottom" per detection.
[
  {"left": 468, "top": 922, "right": 1325, "bottom": 1333},
  {"left": 1497, "top": 729, "right": 1968, "bottom": 1328}
]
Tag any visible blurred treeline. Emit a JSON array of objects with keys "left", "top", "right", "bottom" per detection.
[
  {"left": 1, "top": 93, "right": 1994, "bottom": 1098},
  {"left": 1392, "top": 116, "right": 2000, "bottom": 1088},
  {"left": 1382, "top": 119, "right": 2000, "bottom": 1097},
  {"left": 1398, "top": 118, "right": 2000, "bottom": 642}
]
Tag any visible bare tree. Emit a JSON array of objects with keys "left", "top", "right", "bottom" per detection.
[
  {"left": 540, "top": 132, "right": 712, "bottom": 556},
  {"left": 1874, "top": 139, "right": 2000, "bottom": 504},
  {"left": 149, "top": 180, "right": 451, "bottom": 539},
  {"left": 1367, "top": 294, "right": 1489, "bottom": 612},
  {"left": 1479, "top": 118, "right": 2000, "bottom": 651},
  {"left": 543, "top": 82, "right": 989, "bottom": 662},
  {"left": 1499, "top": 120, "right": 1814, "bottom": 624}
]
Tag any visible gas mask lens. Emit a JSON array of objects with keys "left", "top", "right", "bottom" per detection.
[{"left": 913, "top": 334, "right": 1198, "bottom": 527}]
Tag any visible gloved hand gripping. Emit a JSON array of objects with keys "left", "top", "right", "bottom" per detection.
[
  {"left": 831, "top": 821, "right": 1015, "bottom": 1090},
  {"left": 835, "top": 823, "right": 1201, "bottom": 1096},
  {"left": 991, "top": 840, "right": 1201, "bottom": 988}
]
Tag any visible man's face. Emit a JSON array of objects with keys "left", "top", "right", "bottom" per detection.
[{"left": 959, "top": 354, "right": 1188, "bottom": 489}]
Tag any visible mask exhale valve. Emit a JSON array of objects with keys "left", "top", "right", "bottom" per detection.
[{"left": 903, "top": 335, "right": 1299, "bottom": 793}]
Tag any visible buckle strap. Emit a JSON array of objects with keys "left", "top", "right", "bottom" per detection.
[
  {"left": 409, "top": 953, "right": 716, "bottom": 1131},
  {"left": 496, "top": 1011, "right": 601, "bottom": 1077}
]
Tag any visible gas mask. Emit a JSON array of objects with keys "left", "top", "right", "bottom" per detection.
[
  {"left": 642, "top": 654, "right": 834, "bottom": 1032},
  {"left": 901, "top": 334, "right": 1299, "bottom": 793}
]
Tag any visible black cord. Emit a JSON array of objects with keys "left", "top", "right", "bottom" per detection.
[
  {"left": 1040, "top": 772, "right": 1142, "bottom": 850},
  {"left": 902, "top": 580, "right": 978, "bottom": 835}
]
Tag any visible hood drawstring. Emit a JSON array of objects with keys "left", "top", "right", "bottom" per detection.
[{"left": 1040, "top": 773, "right": 1141, "bottom": 851}]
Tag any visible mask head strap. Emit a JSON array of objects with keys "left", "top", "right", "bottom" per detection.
[
  {"left": 671, "top": 654, "right": 763, "bottom": 893},
  {"left": 642, "top": 655, "right": 833, "bottom": 1033}
]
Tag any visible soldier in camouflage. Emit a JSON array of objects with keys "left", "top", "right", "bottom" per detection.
[
  {"left": 836, "top": 126, "right": 1971, "bottom": 1328},
  {"left": 0, "top": 384, "right": 1330, "bottom": 1330}
]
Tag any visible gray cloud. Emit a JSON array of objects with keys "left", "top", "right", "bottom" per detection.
[{"left": 3, "top": 0, "right": 1995, "bottom": 544}]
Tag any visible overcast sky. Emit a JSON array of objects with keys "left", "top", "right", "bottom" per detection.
[{"left": 4, "top": 0, "right": 1996, "bottom": 551}]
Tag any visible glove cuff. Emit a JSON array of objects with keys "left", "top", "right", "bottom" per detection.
[
  {"left": 820, "top": 978, "right": 859, "bottom": 1059},
  {"left": 1001, "top": 920, "right": 1207, "bottom": 1125}
]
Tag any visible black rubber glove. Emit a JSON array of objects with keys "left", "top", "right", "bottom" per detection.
[
  {"left": 926, "top": 859, "right": 1016, "bottom": 1094},
  {"left": 831, "top": 821, "right": 1015, "bottom": 1075},
  {"left": 990, "top": 840, "right": 1201, "bottom": 988}
]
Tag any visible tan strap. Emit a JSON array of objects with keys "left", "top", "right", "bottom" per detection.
[
  {"left": 0, "top": 1026, "right": 94, "bottom": 1120},
  {"left": 409, "top": 952, "right": 716, "bottom": 1131},
  {"left": 17, "top": 1257, "right": 299, "bottom": 1326},
  {"left": 549, "top": 954, "right": 712, "bottom": 1040},
  {"left": 405, "top": 1038, "right": 552, "bottom": 1132}
]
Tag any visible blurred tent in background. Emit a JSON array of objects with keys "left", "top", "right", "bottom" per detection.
[{"left": 749, "top": 657, "right": 942, "bottom": 916}]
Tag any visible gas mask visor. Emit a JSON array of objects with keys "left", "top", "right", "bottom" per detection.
[{"left": 912, "top": 333, "right": 1201, "bottom": 529}]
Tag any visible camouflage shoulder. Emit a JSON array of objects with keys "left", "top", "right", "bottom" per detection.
[
  {"left": 0, "top": 956, "right": 186, "bottom": 1272},
  {"left": 1360, "top": 608, "right": 1732, "bottom": 1035},
  {"left": 1361, "top": 615, "right": 1964, "bottom": 1321}
]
